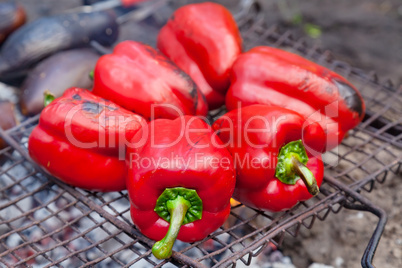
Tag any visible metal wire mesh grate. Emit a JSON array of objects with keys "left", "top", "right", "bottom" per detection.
[{"left": 0, "top": 1, "right": 401, "bottom": 267}]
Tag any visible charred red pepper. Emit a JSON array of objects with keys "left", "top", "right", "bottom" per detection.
[
  {"left": 157, "top": 2, "right": 242, "bottom": 110},
  {"left": 213, "top": 105, "right": 325, "bottom": 212},
  {"left": 126, "top": 116, "right": 235, "bottom": 259},
  {"left": 92, "top": 41, "right": 208, "bottom": 120},
  {"left": 226, "top": 46, "right": 365, "bottom": 150},
  {"left": 28, "top": 87, "right": 147, "bottom": 192}
]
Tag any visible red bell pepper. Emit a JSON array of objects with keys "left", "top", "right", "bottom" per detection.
[
  {"left": 28, "top": 87, "right": 147, "bottom": 192},
  {"left": 126, "top": 116, "right": 235, "bottom": 259},
  {"left": 226, "top": 46, "right": 365, "bottom": 151},
  {"left": 213, "top": 105, "right": 325, "bottom": 212},
  {"left": 157, "top": 2, "right": 242, "bottom": 110},
  {"left": 92, "top": 41, "right": 208, "bottom": 120}
]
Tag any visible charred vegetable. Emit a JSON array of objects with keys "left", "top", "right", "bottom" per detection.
[
  {"left": 0, "top": 2, "right": 26, "bottom": 44},
  {"left": 28, "top": 88, "right": 147, "bottom": 192},
  {"left": 0, "top": 9, "right": 118, "bottom": 77},
  {"left": 20, "top": 48, "right": 100, "bottom": 116}
]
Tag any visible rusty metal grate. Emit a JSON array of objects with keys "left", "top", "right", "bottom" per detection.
[{"left": 1, "top": 1, "right": 401, "bottom": 267}]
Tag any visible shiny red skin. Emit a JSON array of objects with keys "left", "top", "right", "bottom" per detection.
[
  {"left": 92, "top": 41, "right": 208, "bottom": 120},
  {"left": 126, "top": 116, "right": 236, "bottom": 242},
  {"left": 157, "top": 2, "right": 242, "bottom": 110},
  {"left": 28, "top": 88, "right": 147, "bottom": 192},
  {"left": 226, "top": 46, "right": 366, "bottom": 151},
  {"left": 212, "top": 105, "right": 325, "bottom": 212}
]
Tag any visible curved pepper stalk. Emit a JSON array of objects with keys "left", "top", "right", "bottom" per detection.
[
  {"left": 275, "top": 140, "right": 319, "bottom": 196},
  {"left": 152, "top": 187, "right": 203, "bottom": 259},
  {"left": 89, "top": 70, "right": 94, "bottom": 81},
  {"left": 43, "top": 90, "right": 55, "bottom": 107}
]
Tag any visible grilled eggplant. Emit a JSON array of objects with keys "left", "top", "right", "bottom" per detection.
[
  {"left": 0, "top": 2, "right": 26, "bottom": 44},
  {"left": 20, "top": 48, "right": 100, "bottom": 116},
  {"left": 0, "top": 9, "right": 118, "bottom": 77}
]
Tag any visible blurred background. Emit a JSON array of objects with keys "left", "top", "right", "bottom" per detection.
[
  {"left": 259, "top": 0, "right": 402, "bottom": 86},
  {"left": 17, "top": 0, "right": 402, "bottom": 85}
]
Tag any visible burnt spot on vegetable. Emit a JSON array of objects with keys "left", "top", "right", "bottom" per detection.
[
  {"left": 82, "top": 101, "right": 103, "bottom": 114},
  {"left": 144, "top": 44, "right": 158, "bottom": 57},
  {"left": 189, "top": 85, "right": 198, "bottom": 98},
  {"left": 192, "top": 88, "right": 198, "bottom": 109},
  {"left": 325, "top": 86, "right": 333, "bottom": 94},
  {"left": 106, "top": 105, "right": 118, "bottom": 111},
  {"left": 332, "top": 78, "right": 364, "bottom": 117},
  {"left": 200, "top": 91, "right": 207, "bottom": 103},
  {"left": 72, "top": 94, "right": 82, "bottom": 100},
  {"left": 178, "top": 69, "right": 192, "bottom": 83},
  {"left": 298, "top": 75, "right": 311, "bottom": 92}
]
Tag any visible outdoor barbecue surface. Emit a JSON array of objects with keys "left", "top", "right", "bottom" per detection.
[{"left": 12, "top": 0, "right": 402, "bottom": 268}]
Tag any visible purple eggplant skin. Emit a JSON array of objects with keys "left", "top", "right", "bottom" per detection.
[
  {"left": 20, "top": 48, "right": 100, "bottom": 116},
  {"left": 0, "top": 9, "right": 118, "bottom": 77},
  {"left": 0, "top": 2, "right": 27, "bottom": 44},
  {"left": 0, "top": 101, "right": 17, "bottom": 150}
]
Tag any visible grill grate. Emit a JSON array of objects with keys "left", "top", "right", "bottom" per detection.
[{"left": 0, "top": 1, "right": 401, "bottom": 267}]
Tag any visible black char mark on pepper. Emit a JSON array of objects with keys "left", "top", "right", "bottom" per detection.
[
  {"left": 72, "top": 94, "right": 82, "bottom": 100},
  {"left": 332, "top": 78, "right": 364, "bottom": 117},
  {"left": 106, "top": 105, "right": 118, "bottom": 111},
  {"left": 82, "top": 101, "right": 103, "bottom": 115}
]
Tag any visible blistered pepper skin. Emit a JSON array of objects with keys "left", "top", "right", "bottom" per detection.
[
  {"left": 226, "top": 46, "right": 365, "bottom": 150},
  {"left": 126, "top": 116, "right": 236, "bottom": 243},
  {"left": 28, "top": 88, "right": 147, "bottom": 192},
  {"left": 157, "top": 2, "right": 242, "bottom": 110},
  {"left": 93, "top": 41, "right": 208, "bottom": 120},
  {"left": 213, "top": 105, "right": 325, "bottom": 212}
]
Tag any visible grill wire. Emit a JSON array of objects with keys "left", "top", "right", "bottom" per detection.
[{"left": 0, "top": 1, "right": 401, "bottom": 267}]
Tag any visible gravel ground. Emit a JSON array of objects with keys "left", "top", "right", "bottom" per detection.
[
  {"left": 259, "top": 0, "right": 402, "bottom": 85},
  {"left": 282, "top": 173, "right": 402, "bottom": 268},
  {"left": 259, "top": 1, "right": 402, "bottom": 267}
]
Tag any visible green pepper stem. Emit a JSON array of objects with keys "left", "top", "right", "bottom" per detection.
[
  {"left": 152, "top": 196, "right": 190, "bottom": 259},
  {"left": 89, "top": 70, "right": 94, "bottom": 80},
  {"left": 43, "top": 90, "right": 55, "bottom": 107},
  {"left": 291, "top": 156, "right": 319, "bottom": 196}
]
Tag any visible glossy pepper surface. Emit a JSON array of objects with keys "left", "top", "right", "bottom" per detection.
[
  {"left": 157, "top": 2, "right": 242, "bottom": 110},
  {"left": 213, "top": 105, "right": 325, "bottom": 212},
  {"left": 92, "top": 41, "right": 208, "bottom": 120},
  {"left": 126, "top": 116, "right": 235, "bottom": 259},
  {"left": 225, "top": 46, "right": 365, "bottom": 151},
  {"left": 28, "top": 87, "right": 147, "bottom": 192}
]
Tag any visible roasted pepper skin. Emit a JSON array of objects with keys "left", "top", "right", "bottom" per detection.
[
  {"left": 213, "top": 105, "right": 325, "bottom": 212},
  {"left": 226, "top": 46, "right": 365, "bottom": 150},
  {"left": 126, "top": 116, "right": 235, "bottom": 245},
  {"left": 92, "top": 41, "right": 208, "bottom": 120},
  {"left": 28, "top": 88, "right": 147, "bottom": 192},
  {"left": 157, "top": 2, "right": 242, "bottom": 110}
]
